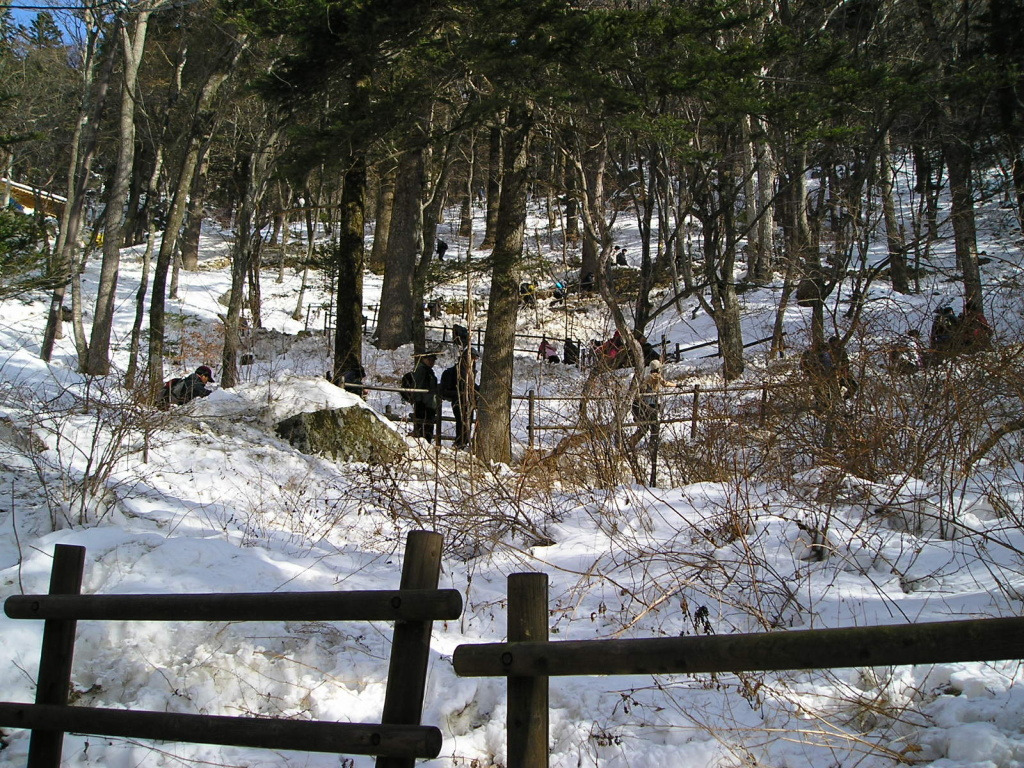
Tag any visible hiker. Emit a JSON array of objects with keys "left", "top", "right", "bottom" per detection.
[
  {"left": 580, "top": 271, "right": 595, "bottom": 294},
  {"left": 519, "top": 282, "right": 536, "bottom": 307},
  {"left": 426, "top": 298, "right": 442, "bottom": 320},
  {"left": 594, "top": 330, "right": 624, "bottom": 368},
  {"left": 441, "top": 348, "right": 479, "bottom": 449},
  {"left": 537, "top": 335, "right": 559, "bottom": 363},
  {"left": 337, "top": 364, "right": 368, "bottom": 398},
  {"left": 615, "top": 247, "right": 628, "bottom": 266},
  {"left": 563, "top": 338, "right": 580, "bottom": 367},
  {"left": 410, "top": 351, "right": 440, "bottom": 442},
  {"left": 551, "top": 280, "right": 566, "bottom": 306},
  {"left": 163, "top": 365, "right": 215, "bottom": 406},
  {"left": 436, "top": 239, "right": 448, "bottom": 260},
  {"left": 929, "top": 306, "right": 958, "bottom": 360},
  {"left": 630, "top": 359, "right": 678, "bottom": 447}
]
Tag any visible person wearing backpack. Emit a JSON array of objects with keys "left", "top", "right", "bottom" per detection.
[
  {"left": 537, "top": 335, "right": 559, "bottom": 363},
  {"left": 454, "top": 348, "right": 480, "bottom": 448},
  {"left": 409, "top": 351, "right": 440, "bottom": 442},
  {"left": 162, "top": 365, "right": 215, "bottom": 407},
  {"left": 630, "top": 359, "right": 678, "bottom": 448}
]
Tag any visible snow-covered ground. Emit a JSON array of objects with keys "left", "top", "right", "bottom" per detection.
[{"left": 1, "top": 187, "right": 1024, "bottom": 768}]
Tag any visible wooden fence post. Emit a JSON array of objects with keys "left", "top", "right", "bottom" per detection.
[
  {"left": 527, "top": 389, "right": 536, "bottom": 449},
  {"left": 649, "top": 407, "right": 659, "bottom": 488},
  {"left": 690, "top": 385, "right": 700, "bottom": 439},
  {"left": 28, "top": 543, "right": 86, "bottom": 768},
  {"left": 376, "top": 531, "right": 444, "bottom": 768},
  {"left": 507, "top": 573, "right": 548, "bottom": 768}
]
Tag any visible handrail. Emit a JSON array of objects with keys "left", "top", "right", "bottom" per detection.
[
  {"left": 453, "top": 615, "right": 1024, "bottom": 677},
  {"left": 0, "top": 704, "right": 440, "bottom": 759},
  {"left": 6, "top": 589, "right": 463, "bottom": 622}
]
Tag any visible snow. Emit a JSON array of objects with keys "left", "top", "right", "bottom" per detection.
[{"left": 0, "top": 190, "right": 1023, "bottom": 768}]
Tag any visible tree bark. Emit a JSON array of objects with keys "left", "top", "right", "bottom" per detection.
[
  {"left": 481, "top": 124, "right": 502, "bottom": 249},
  {"left": 179, "top": 149, "right": 210, "bottom": 271},
  {"left": 945, "top": 140, "right": 983, "bottom": 310},
  {"left": 476, "top": 107, "right": 532, "bottom": 464},
  {"left": 880, "top": 132, "right": 909, "bottom": 293},
  {"left": 85, "top": 9, "right": 151, "bottom": 375},
  {"left": 375, "top": 147, "right": 423, "bottom": 350},
  {"left": 331, "top": 157, "right": 366, "bottom": 383},
  {"left": 221, "top": 128, "right": 279, "bottom": 389},
  {"left": 368, "top": 159, "right": 396, "bottom": 272}
]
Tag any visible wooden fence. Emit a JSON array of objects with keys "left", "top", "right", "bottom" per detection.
[
  {"left": 8, "top": 556, "right": 1022, "bottom": 768},
  {"left": 0, "top": 531, "right": 460, "bottom": 768},
  {"left": 356, "top": 378, "right": 775, "bottom": 463},
  {"left": 452, "top": 572, "right": 1024, "bottom": 768}
]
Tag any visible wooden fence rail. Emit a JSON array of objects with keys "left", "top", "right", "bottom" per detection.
[
  {"left": 452, "top": 572, "right": 1024, "bottom": 768},
  {"left": 1, "top": 531, "right": 458, "bottom": 768}
]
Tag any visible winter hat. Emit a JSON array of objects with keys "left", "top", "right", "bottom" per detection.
[
  {"left": 196, "top": 365, "right": 215, "bottom": 382},
  {"left": 649, "top": 359, "right": 662, "bottom": 371}
]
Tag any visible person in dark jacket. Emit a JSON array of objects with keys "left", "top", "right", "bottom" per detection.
[
  {"left": 450, "top": 348, "right": 479, "bottom": 449},
  {"left": 411, "top": 352, "right": 440, "bottom": 442},
  {"left": 168, "top": 365, "right": 215, "bottom": 405}
]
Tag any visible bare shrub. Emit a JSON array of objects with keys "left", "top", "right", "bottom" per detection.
[{"left": 0, "top": 372, "right": 166, "bottom": 529}]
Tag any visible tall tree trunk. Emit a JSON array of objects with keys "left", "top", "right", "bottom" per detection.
[
  {"left": 148, "top": 40, "right": 244, "bottom": 395},
  {"left": 85, "top": 9, "right": 151, "bottom": 375},
  {"left": 481, "top": 124, "right": 502, "bottom": 249},
  {"left": 179, "top": 148, "right": 210, "bottom": 271},
  {"left": 880, "top": 132, "right": 909, "bottom": 293},
  {"left": 40, "top": 16, "right": 111, "bottom": 362},
  {"left": 578, "top": 137, "right": 606, "bottom": 293},
  {"left": 945, "top": 140, "right": 983, "bottom": 310},
  {"left": 376, "top": 146, "right": 423, "bottom": 350},
  {"left": 125, "top": 142, "right": 165, "bottom": 389},
  {"left": 633, "top": 143, "right": 658, "bottom": 331},
  {"left": 476, "top": 107, "right": 532, "bottom": 464},
  {"left": 753, "top": 133, "right": 776, "bottom": 283},
  {"left": 221, "top": 129, "right": 279, "bottom": 389},
  {"left": 292, "top": 195, "right": 317, "bottom": 321},
  {"left": 708, "top": 188, "right": 744, "bottom": 381},
  {"left": 368, "top": 159, "right": 396, "bottom": 272},
  {"left": 331, "top": 157, "right": 366, "bottom": 383}
]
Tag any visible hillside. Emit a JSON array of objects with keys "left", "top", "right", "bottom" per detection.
[{"left": 0, "top": 192, "right": 1023, "bottom": 768}]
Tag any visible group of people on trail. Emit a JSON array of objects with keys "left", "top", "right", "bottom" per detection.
[
  {"left": 404, "top": 345, "right": 480, "bottom": 448},
  {"left": 591, "top": 330, "right": 658, "bottom": 370},
  {"left": 801, "top": 301, "right": 995, "bottom": 405}
]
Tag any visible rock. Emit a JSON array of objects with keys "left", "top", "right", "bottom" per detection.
[
  {"left": 0, "top": 415, "right": 47, "bottom": 454},
  {"left": 275, "top": 407, "right": 407, "bottom": 465}
]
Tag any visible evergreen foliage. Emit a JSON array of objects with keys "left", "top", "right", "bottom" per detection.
[{"left": 0, "top": 209, "right": 61, "bottom": 299}]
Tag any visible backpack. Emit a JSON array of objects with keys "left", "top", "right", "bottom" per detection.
[
  {"left": 439, "top": 366, "right": 458, "bottom": 402},
  {"left": 160, "top": 377, "right": 182, "bottom": 407},
  {"left": 400, "top": 371, "right": 417, "bottom": 404}
]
